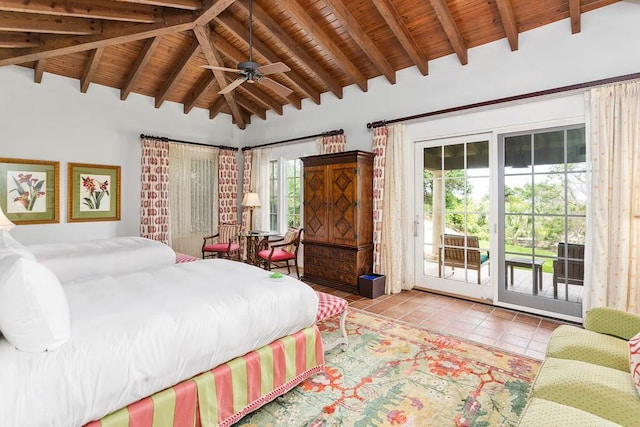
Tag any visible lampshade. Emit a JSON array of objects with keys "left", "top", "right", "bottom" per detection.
[
  {"left": 242, "top": 192, "right": 261, "bottom": 208},
  {"left": 0, "top": 205, "right": 15, "bottom": 231}
]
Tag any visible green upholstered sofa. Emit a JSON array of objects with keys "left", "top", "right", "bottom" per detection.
[{"left": 518, "top": 307, "right": 640, "bottom": 426}]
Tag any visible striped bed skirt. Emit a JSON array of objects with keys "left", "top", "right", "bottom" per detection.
[{"left": 86, "top": 325, "right": 324, "bottom": 427}]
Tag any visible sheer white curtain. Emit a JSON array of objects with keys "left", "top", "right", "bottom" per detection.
[
  {"left": 380, "top": 124, "right": 414, "bottom": 293},
  {"left": 586, "top": 80, "right": 640, "bottom": 313},
  {"left": 250, "top": 147, "right": 271, "bottom": 231},
  {"left": 168, "top": 143, "right": 219, "bottom": 257}
]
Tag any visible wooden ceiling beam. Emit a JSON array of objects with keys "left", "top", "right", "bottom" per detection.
[
  {"left": 0, "top": 8, "right": 195, "bottom": 66},
  {"left": 569, "top": 0, "right": 581, "bottom": 34},
  {"left": 0, "top": 11, "right": 101, "bottom": 35},
  {"left": 215, "top": 11, "right": 320, "bottom": 106},
  {"left": 279, "top": 0, "right": 367, "bottom": 92},
  {"left": 113, "top": 0, "right": 202, "bottom": 10},
  {"left": 195, "top": 0, "right": 236, "bottom": 25},
  {"left": 193, "top": 23, "right": 245, "bottom": 129},
  {"left": 184, "top": 73, "right": 216, "bottom": 113},
  {"left": 0, "top": 0, "right": 161, "bottom": 24},
  {"left": 155, "top": 39, "right": 200, "bottom": 108},
  {"left": 209, "top": 96, "right": 226, "bottom": 119},
  {"left": 235, "top": 92, "right": 267, "bottom": 120},
  {"left": 237, "top": 0, "right": 342, "bottom": 99},
  {"left": 428, "top": 0, "right": 468, "bottom": 65},
  {"left": 212, "top": 36, "right": 284, "bottom": 114},
  {"left": 80, "top": 47, "right": 104, "bottom": 93},
  {"left": 323, "top": 0, "right": 395, "bottom": 84},
  {"left": 121, "top": 36, "right": 161, "bottom": 100},
  {"left": 34, "top": 59, "right": 46, "bottom": 83},
  {"left": 371, "top": 0, "right": 428, "bottom": 76},
  {"left": 0, "top": 32, "right": 40, "bottom": 48},
  {"left": 495, "top": 0, "right": 518, "bottom": 51}
]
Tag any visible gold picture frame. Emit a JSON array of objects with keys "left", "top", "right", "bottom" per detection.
[
  {"left": 0, "top": 157, "right": 60, "bottom": 225},
  {"left": 68, "top": 162, "right": 121, "bottom": 222}
]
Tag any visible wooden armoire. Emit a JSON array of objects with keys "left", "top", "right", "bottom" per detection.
[{"left": 301, "top": 150, "right": 374, "bottom": 293}]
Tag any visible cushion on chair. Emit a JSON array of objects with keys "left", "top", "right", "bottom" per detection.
[
  {"left": 218, "top": 224, "right": 239, "bottom": 244},
  {"left": 530, "top": 357, "right": 640, "bottom": 425},
  {"left": 629, "top": 332, "right": 640, "bottom": 396},
  {"left": 258, "top": 249, "right": 295, "bottom": 261},
  {"left": 546, "top": 325, "right": 630, "bottom": 372},
  {"left": 282, "top": 228, "right": 298, "bottom": 253},
  {"left": 316, "top": 291, "right": 348, "bottom": 322},
  {"left": 203, "top": 243, "right": 240, "bottom": 253},
  {"left": 480, "top": 253, "right": 489, "bottom": 264}
]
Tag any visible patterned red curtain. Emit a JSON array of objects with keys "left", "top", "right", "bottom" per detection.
[
  {"left": 241, "top": 150, "right": 253, "bottom": 233},
  {"left": 322, "top": 133, "right": 347, "bottom": 154},
  {"left": 140, "top": 136, "right": 170, "bottom": 244},
  {"left": 372, "top": 126, "right": 388, "bottom": 274},
  {"left": 218, "top": 149, "right": 239, "bottom": 224}
]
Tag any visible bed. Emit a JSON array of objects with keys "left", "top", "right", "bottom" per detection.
[{"left": 0, "top": 236, "right": 322, "bottom": 427}]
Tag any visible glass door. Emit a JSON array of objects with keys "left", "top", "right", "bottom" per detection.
[
  {"left": 497, "top": 126, "right": 586, "bottom": 318},
  {"left": 414, "top": 134, "right": 493, "bottom": 301}
]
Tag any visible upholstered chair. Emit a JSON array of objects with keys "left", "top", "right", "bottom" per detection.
[{"left": 202, "top": 223, "right": 241, "bottom": 260}]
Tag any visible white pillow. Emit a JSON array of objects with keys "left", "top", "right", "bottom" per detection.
[
  {"left": 0, "top": 255, "right": 70, "bottom": 352},
  {"left": 0, "top": 231, "right": 36, "bottom": 262}
]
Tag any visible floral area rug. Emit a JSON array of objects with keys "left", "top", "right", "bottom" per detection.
[{"left": 235, "top": 309, "right": 540, "bottom": 427}]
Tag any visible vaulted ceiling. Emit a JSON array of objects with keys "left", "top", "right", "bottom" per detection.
[{"left": 0, "top": 0, "right": 620, "bottom": 129}]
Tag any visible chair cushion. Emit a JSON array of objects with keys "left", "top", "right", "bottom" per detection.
[
  {"left": 546, "top": 325, "right": 630, "bottom": 372},
  {"left": 531, "top": 357, "right": 640, "bottom": 425},
  {"left": 203, "top": 243, "right": 240, "bottom": 253},
  {"left": 258, "top": 249, "right": 295, "bottom": 261},
  {"left": 480, "top": 253, "right": 489, "bottom": 264},
  {"left": 316, "top": 291, "right": 348, "bottom": 322},
  {"left": 518, "top": 397, "right": 619, "bottom": 426},
  {"left": 629, "top": 332, "right": 640, "bottom": 396},
  {"left": 282, "top": 228, "right": 298, "bottom": 253},
  {"left": 217, "top": 223, "right": 240, "bottom": 244}
]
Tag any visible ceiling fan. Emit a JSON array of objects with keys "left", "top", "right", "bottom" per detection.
[{"left": 203, "top": 0, "right": 293, "bottom": 98}]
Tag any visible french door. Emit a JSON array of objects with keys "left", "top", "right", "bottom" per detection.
[
  {"left": 414, "top": 126, "right": 586, "bottom": 319},
  {"left": 413, "top": 134, "right": 493, "bottom": 301},
  {"left": 497, "top": 126, "right": 586, "bottom": 318}
]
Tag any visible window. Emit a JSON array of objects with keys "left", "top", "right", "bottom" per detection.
[{"left": 268, "top": 157, "right": 302, "bottom": 232}]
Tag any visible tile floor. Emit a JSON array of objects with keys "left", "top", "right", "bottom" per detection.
[{"left": 306, "top": 282, "right": 575, "bottom": 361}]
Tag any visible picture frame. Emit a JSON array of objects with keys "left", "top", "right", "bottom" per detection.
[
  {"left": 68, "top": 162, "right": 121, "bottom": 223},
  {"left": 0, "top": 157, "right": 60, "bottom": 225}
]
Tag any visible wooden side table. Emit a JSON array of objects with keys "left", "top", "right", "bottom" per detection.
[{"left": 505, "top": 257, "right": 545, "bottom": 295}]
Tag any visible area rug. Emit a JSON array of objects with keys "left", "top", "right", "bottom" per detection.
[{"left": 235, "top": 309, "right": 540, "bottom": 427}]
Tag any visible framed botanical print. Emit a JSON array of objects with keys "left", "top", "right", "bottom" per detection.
[
  {"left": 68, "top": 163, "right": 121, "bottom": 222},
  {"left": 0, "top": 157, "right": 60, "bottom": 225}
]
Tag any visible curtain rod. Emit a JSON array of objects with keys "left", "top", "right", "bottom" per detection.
[
  {"left": 140, "top": 134, "right": 238, "bottom": 151},
  {"left": 366, "top": 71, "right": 640, "bottom": 129},
  {"left": 241, "top": 128, "right": 343, "bottom": 151}
]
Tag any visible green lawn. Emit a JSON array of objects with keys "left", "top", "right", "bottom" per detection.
[{"left": 504, "top": 244, "right": 555, "bottom": 273}]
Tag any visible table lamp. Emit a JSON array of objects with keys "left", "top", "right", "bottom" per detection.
[{"left": 242, "top": 192, "right": 261, "bottom": 232}]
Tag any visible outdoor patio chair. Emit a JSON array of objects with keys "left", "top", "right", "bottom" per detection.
[
  {"left": 438, "top": 234, "right": 490, "bottom": 284},
  {"left": 552, "top": 242, "right": 585, "bottom": 299}
]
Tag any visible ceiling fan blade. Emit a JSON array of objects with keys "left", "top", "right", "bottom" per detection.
[
  {"left": 256, "top": 62, "right": 290, "bottom": 76},
  {"left": 203, "top": 65, "right": 243, "bottom": 74},
  {"left": 218, "top": 77, "right": 246, "bottom": 94},
  {"left": 260, "top": 77, "right": 293, "bottom": 98}
]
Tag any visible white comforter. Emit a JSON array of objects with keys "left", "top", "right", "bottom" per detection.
[
  {"left": 28, "top": 236, "right": 177, "bottom": 283},
  {"left": 0, "top": 259, "right": 318, "bottom": 427}
]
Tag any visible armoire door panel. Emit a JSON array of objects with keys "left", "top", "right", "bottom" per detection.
[
  {"left": 302, "top": 165, "right": 328, "bottom": 242},
  {"left": 328, "top": 164, "right": 357, "bottom": 246}
]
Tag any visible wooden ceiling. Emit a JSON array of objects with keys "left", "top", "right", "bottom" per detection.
[{"left": 0, "top": 0, "right": 620, "bottom": 129}]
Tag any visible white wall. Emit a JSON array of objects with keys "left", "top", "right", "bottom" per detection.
[
  {"left": 0, "top": 66, "right": 235, "bottom": 244},
  {"left": 240, "top": 2, "right": 640, "bottom": 150}
]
